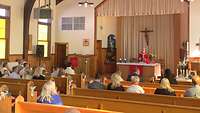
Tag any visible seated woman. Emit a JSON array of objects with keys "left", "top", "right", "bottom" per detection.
[
  {"left": 154, "top": 78, "right": 176, "bottom": 96},
  {"left": 107, "top": 72, "right": 124, "bottom": 91},
  {"left": 0, "top": 85, "right": 10, "bottom": 100},
  {"left": 126, "top": 76, "right": 144, "bottom": 94},
  {"left": 184, "top": 75, "right": 200, "bottom": 98},
  {"left": 37, "top": 79, "right": 63, "bottom": 105}
]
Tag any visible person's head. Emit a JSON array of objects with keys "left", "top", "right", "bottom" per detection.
[
  {"left": 164, "top": 69, "right": 172, "bottom": 78},
  {"left": 65, "top": 108, "right": 80, "bottom": 113},
  {"left": 160, "top": 78, "right": 174, "bottom": 92},
  {"left": 131, "top": 76, "right": 140, "bottom": 84},
  {"left": 95, "top": 73, "right": 101, "bottom": 80},
  {"left": 33, "top": 67, "right": 40, "bottom": 76},
  {"left": 66, "top": 62, "right": 72, "bottom": 67},
  {"left": 2, "top": 62, "right": 8, "bottom": 68},
  {"left": 12, "top": 66, "right": 19, "bottom": 73},
  {"left": 0, "top": 85, "right": 9, "bottom": 93},
  {"left": 39, "top": 79, "right": 57, "bottom": 102},
  {"left": 24, "top": 63, "right": 29, "bottom": 68},
  {"left": 192, "top": 75, "right": 200, "bottom": 86},
  {"left": 111, "top": 72, "right": 123, "bottom": 88}
]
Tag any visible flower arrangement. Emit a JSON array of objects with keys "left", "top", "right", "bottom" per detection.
[{"left": 138, "top": 48, "right": 156, "bottom": 64}]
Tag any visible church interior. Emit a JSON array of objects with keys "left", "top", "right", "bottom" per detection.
[{"left": 0, "top": 0, "right": 200, "bottom": 113}]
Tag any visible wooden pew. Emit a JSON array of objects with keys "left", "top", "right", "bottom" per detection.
[
  {"left": 61, "top": 95, "right": 200, "bottom": 113},
  {"left": 15, "top": 96, "right": 119, "bottom": 113},
  {"left": 104, "top": 79, "right": 190, "bottom": 90},
  {"left": 0, "top": 96, "right": 12, "bottom": 113},
  {"left": 0, "top": 78, "right": 68, "bottom": 94},
  {"left": 0, "top": 82, "right": 28, "bottom": 99},
  {"left": 72, "top": 88, "right": 200, "bottom": 107}
]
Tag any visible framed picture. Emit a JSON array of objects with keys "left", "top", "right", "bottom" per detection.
[{"left": 83, "top": 39, "right": 89, "bottom": 46}]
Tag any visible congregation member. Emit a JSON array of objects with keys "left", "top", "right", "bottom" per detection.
[
  {"left": 1, "top": 70, "right": 10, "bottom": 78},
  {"left": 39, "top": 64, "right": 47, "bottom": 76},
  {"left": 126, "top": 76, "right": 144, "bottom": 94},
  {"left": 184, "top": 75, "right": 200, "bottom": 98},
  {"left": 32, "top": 67, "right": 45, "bottom": 80},
  {"left": 65, "top": 62, "right": 75, "bottom": 75},
  {"left": 51, "top": 66, "right": 60, "bottom": 77},
  {"left": 107, "top": 72, "right": 125, "bottom": 91},
  {"left": 16, "top": 59, "right": 25, "bottom": 71},
  {"left": 37, "top": 79, "right": 63, "bottom": 105},
  {"left": 0, "top": 85, "right": 10, "bottom": 100},
  {"left": 160, "top": 69, "right": 177, "bottom": 84},
  {"left": 9, "top": 66, "right": 21, "bottom": 79},
  {"left": 88, "top": 73, "right": 105, "bottom": 90},
  {"left": 154, "top": 78, "right": 176, "bottom": 96},
  {"left": 0, "top": 62, "right": 11, "bottom": 76},
  {"left": 127, "top": 68, "right": 140, "bottom": 81},
  {"left": 19, "top": 63, "right": 33, "bottom": 79}
]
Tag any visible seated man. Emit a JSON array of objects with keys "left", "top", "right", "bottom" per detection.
[
  {"left": 88, "top": 73, "right": 105, "bottom": 90},
  {"left": 184, "top": 75, "right": 200, "bottom": 98},
  {"left": 65, "top": 62, "right": 75, "bottom": 75},
  {"left": 126, "top": 76, "right": 144, "bottom": 94},
  {"left": 9, "top": 66, "right": 21, "bottom": 79}
]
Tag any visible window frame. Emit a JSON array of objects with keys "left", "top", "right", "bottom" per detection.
[
  {"left": 37, "top": 21, "right": 51, "bottom": 59},
  {"left": 0, "top": 4, "right": 10, "bottom": 60}
]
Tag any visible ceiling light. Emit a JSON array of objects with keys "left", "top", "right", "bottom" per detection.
[{"left": 78, "top": 0, "right": 94, "bottom": 7}]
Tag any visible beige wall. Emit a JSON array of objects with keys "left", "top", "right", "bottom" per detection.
[
  {"left": 55, "top": 0, "right": 102, "bottom": 55},
  {"left": 96, "top": 16, "right": 118, "bottom": 48},
  {"left": 29, "top": 0, "right": 56, "bottom": 54},
  {"left": 190, "top": 0, "right": 200, "bottom": 57},
  {"left": 0, "top": 0, "right": 25, "bottom": 55}
]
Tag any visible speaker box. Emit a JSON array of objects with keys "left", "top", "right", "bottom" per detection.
[{"left": 36, "top": 45, "right": 44, "bottom": 57}]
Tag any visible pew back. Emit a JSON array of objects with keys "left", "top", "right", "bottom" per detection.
[
  {"left": 0, "top": 97, "right": 12, "bottom": 113},
  {"left": 15, "top": 100, "right": 118, "bottom": 113},
  {"left": 61, "top": 95, "right": 200, "bottom": 113},
  {"left": 73, "top": 88, "right": 200, "bottom": 107}
]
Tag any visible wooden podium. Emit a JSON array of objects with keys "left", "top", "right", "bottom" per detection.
[{"left": 117, "top": 62, "right": 161, "bottom": 81}]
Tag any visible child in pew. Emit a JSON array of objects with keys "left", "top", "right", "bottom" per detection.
[
  {"left": 107, "top": 72, "right": 125, "bottom": 91},
  {"left": 184, "top": 75, "right": 200, "bottom": 98},
  {"left": 37, "top": 79, "right": 63, "bottom": 105},
  {"left": 154, "top": 78, "right": 176, "bottom": 96},
  {"left": 88, "top": 73, "right": 105, "bottom": 90},
  {"left": 126, "top": 76, "right": 144, "bottom": 94}
]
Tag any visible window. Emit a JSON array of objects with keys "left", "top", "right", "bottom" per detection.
[
  {"left": 37, "top": 19, "right": 51, "bottom": 58},
  {"left": 0, "top": 6, "right": 10, "bottom": 59},
  {"left": 61, "top": 17, "right": 85, "bottom": 30}
]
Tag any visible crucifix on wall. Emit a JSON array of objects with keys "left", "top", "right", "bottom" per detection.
[{"left": 140, "top": 28, "right": 153, "bottom": 48}]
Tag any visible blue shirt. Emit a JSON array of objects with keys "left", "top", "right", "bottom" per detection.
[{"left": 37, "top": 95, "right": 63, "bottom": 105}]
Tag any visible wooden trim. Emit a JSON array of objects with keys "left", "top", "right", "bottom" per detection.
[
  {"left": 95, "top": 0, "right": 107, "bottom": 10},
  {"left": 23, "top": 0, "right": 37, "bottom": 60},
  {"left": 0, "top": 4, "right": 10, "bottom": 60}
]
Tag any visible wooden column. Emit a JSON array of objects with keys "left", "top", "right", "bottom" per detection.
[{"left": 23, "top": 0, "right": 36, "bottom": 60}]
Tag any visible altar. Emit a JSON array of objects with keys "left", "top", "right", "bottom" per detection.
[{"left": 117, "top": 62, "right": 161, "bottom": 82}]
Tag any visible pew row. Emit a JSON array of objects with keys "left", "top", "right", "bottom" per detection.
[
  {"left": 104, "top": 79, "right": 191, "bottom": 90},
  {"left": 61, "top": 95, "right": 200, "bottom": 113},
  {"left": 72, "top": 88, "right": 200, "bottom": 107},
  {"left": 15, "top": 96, "right": 119, "bottom": 113},
  {"left": 0, "top": 97, "right": 13, "bottom": 113}
]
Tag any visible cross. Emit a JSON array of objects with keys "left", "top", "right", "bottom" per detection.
[
  {"left": 196, "top": 38, "right": 200, "bottom": 50},
  {"left": 140, "top": 28, "right": 153, "bottom": 48}
]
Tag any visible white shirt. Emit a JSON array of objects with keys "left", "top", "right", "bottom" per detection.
[
  {"left": 65, "top": 67, "right": 75, "bottom": 75},
  {"left": 127, "top": 85, "right": 145, "bottom": 94}
]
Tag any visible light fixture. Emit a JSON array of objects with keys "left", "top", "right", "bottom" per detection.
[{"left": 78, "top": 0, "right": 94, "bottom": 7}]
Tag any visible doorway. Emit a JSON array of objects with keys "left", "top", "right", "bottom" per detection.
[{"left": 55, "top": 43, "right": 67, "bottom": 68}]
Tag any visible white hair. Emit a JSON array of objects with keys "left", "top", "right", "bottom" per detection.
[
  {"left": 131, "top": 76, "right": 140, "bottom": 83},
  {"left": 65, "top": 108, "right": 80, "bottom": 113}
]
